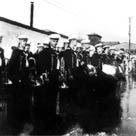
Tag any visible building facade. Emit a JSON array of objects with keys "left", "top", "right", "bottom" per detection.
[
  {"left": 0, "top": 17, "right": 68, "bottom": 59},
  {"left": 88, "top": 33, "right": 102, "bottom": 46}
]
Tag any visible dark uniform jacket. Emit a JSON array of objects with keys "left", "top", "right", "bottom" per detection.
[
  {"left": 63, "top": 48, "right": 77, "bottom": 72},
  {"left": 35, "top": 46, "right": 58, "bottom": 77},
  {"left": 108, "top": 54, "right": 116, "bottom": 65},
  {"left": 7, "top": 47, "right": 26, "bottom": 83},
  {"left": 0, "top": 47, "right": 5, "bottom": 71},
  {"left": 76, "top": 51, "right": 84, "bottom": 65},
  {"left": 0, "top": 47, "right": 5, "bottom": 84},
  {"left": 34, "top": 45, "right": 60, "bottom": 120},
  {"left": 91, "top": 53, "right": 103, "bottom": 73},
  {"left": 82, "top": 50, "right": 89, "bottom": 65},
  {"left": 103, "top": 53, "right": 111, "bottom": 64}
]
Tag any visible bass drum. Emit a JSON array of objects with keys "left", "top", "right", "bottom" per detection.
[
  {"left": 102, "top": 64, "right": 117, "bottom": 76},
  {"left": 102, "top": 64, "right": 126, "bottom": 81}
]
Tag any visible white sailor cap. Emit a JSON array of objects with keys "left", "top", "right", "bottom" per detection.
[
  {"left": 81, "top": 39, "right": 90, "bottom": 44},
  {"left": 95, "top": 43, "right": 103, "bottom": 48},
  {"left": 88, "top": 45, "right": 95, "bottom": 51},
  {"left": 109, "top": 46, "right": 117, "bottom": 50},
  {"left": 76, "top": 43, "right": 82, "bottom": 48},
  {"left": 103, "top": 45, "right": 110, "bottom": 49},
  {"left": 18, "top": 35, "right": 28, "bottom": 40},
  {"left": 49, "top": 34, "right": 61, "bottom": 40},
  {"left": 118, "top": 50, "right": 124, "bottom": 54},
  {"left": 113, "top": 49, "right": 119, "bottom": 54},
  {"left": 69, "top": 37, "right": 77, "bottom": 41}
]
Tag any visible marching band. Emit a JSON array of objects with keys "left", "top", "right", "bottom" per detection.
[
  {"left": 0, "top": 33, "right": 134, "bottom": 134},
  {"left": 0, "top": 33, "right": 132, "bottom": 86}
]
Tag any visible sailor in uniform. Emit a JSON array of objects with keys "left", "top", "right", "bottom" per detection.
[
  {"left": 24, "top": 43, "right": 35, "bottom": 84},
  {"left": 91, "top": 43, "right": 104, "bottom": 74},
  {"left": 7, "top": 35, "right": 29, "bottom": 85},
  {"left": 102, "top": 45, "right": 111, "bottom": 64},
  {"left": 62, "top": 37, "right": 78, "bottom": 86},
  {"left": 0, "top": 33, "right": 5, "bottom": 84},
  {"left": 7, "top": 35, "right": 35, "bottom": 129},
  {"left": 34, "top": 42, "right": 47, "bottom": 80},
  {"left": 34, "top": 34, "right": 61, "bottom": 134},
  {"left": 80, "top": 39, "right": 90, "bottom": 65}
]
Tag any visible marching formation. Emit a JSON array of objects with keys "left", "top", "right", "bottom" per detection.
[
  {"left": 0, "top": 33, "right": 130, "bottom": 134},
  {"left": 0, "top": 33, "right": 129, "bottom": 86}
]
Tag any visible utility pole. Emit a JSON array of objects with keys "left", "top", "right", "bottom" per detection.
[
  {"left": 128, "top": 17, "right": 131, "bottom": 58},
  {"left": 30, "top": 2, "right": 34, "bottom": 27},
  {"left": 128, "top": 17, "right": 132, "bottom": 73}
]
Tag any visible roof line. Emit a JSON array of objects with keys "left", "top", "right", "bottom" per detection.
[
  {"left": 0, "top": 16, "right": 68, "bottom": 39},
  {"left": 88, "top": 33, "right": 102, "bottom": 38}
]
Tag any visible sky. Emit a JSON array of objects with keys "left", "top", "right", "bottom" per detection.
[{"left": 0, "top": 0, "right": 136, "bottom": 43}]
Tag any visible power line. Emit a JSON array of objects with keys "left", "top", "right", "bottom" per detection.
[
  {"left": 128, "top": 17, "right": 132, "bottom": 58},
  {"left": 34, "top": 0, "right": 81, "bottom": 35},
  {"left": 46, "top": 0, "right": 65, "bottom": 9},
  {"left": 41, "top": 0, "right": 78, "bottom": 17}
]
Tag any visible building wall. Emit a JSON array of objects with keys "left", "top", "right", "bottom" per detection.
[{"left": 0, "top": 21, "right": 66, "bottom": 59}]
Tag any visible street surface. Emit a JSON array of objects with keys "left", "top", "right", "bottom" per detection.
[{"left": 0, "top": 75, "right": 136, "bottom": 136}]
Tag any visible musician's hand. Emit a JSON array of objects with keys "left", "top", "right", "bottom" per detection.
[
  {"left": 42, "top": 73, "right": 48, "bottom": 79},
  {"left": 87, "top": 64, "right": 96, "bottom": 76},
  {"left": 80, "top": 61, "right": 85, "bottom": 66}
]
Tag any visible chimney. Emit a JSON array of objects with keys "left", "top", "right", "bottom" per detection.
[{"left": 30, "top": 2, "right": 34, "bottom": 27}]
